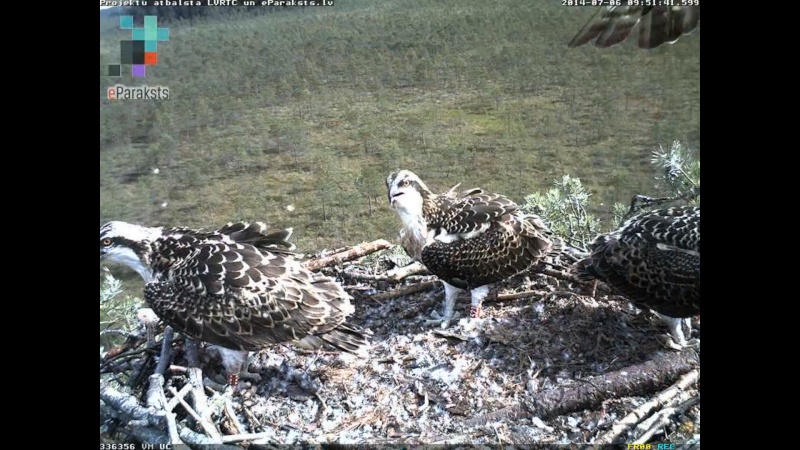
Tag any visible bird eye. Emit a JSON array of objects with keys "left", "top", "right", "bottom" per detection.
[
  {"left": 401, "top": 180, "right": 410, "bottom": 187},
  {"left": 102, "top": 239, "right": 113, "bottom": 246}
]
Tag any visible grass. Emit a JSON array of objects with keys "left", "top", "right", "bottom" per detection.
[{"left": 99, "top": 0, "right": 700, "bottom": 253}]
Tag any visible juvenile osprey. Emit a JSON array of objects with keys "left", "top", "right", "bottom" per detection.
[
  {"left": 575, "top": 206, "right": 700, "bottom": 349},
  {"left": 99, "top": 221, "right": 369, "bottom": 388},
  {"left": 568, "top": 5, "right": 700, "bottom": 49},
  {"left": 386, "top": 170, "right": 556, "bottom": 328}
]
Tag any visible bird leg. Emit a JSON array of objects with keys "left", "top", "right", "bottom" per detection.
[
  {"left": 426, "top": 282, "right": 462, "bottom": 328},
  {"left": 462, "top": 285, "right": 489, "bottom": 331},
  {"left": 657, "top": 315, "right": 700, "bottom": 351},
  {"left": 215, "top": 348, "right": 260, "bottom": 393}
]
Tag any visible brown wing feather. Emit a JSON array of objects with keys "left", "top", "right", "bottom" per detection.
[
  {"left": 575, "top": 206, "right": 700, "bottom": 317},
  {"left": 568, "top": 6, "right": 699, "bottom": 49},
  {"left": 427, "top": 189, "right": 519, "bottom": 235},
  {"left": 422, "top": 213, "right": 553, "bottom": 289},
  {"left": 145, "top": 235, "right": 367, "bottom": 353}
]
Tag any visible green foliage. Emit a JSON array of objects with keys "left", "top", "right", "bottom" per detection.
[
  {"left": 651, "top": 140, "right": 700, "bottom": 201},
  {"left": 521, "top": 175, "right": 601, "bottom": 249},
  {"left": 100, "top": 271, "right": 145, "bottom": 354}
]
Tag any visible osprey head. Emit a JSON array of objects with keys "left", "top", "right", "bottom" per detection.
[
  {"left": 100, "top": 221, "right": 163, "bottom": 282},
  {"left": 386, "top": 170, "right": 430, "bottom": 215}
]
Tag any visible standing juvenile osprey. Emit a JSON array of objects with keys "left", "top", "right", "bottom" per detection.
[
  {"left": 574, "top": 206, "right": 700, "bottom": 349},
  {"left": 568, "top": 5, "right": 700, "bottom": 49},
  {"left": 386, "top": 170, "right": 556, "bottom": 328},
  {"left": 99, "top": 221, "right": 369, "bottom": 388}
]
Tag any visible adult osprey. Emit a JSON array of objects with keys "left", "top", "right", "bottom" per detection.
[
  {"left": 386, "top": 170, "right": 557, "bottom": 328},
  {"left": 99, "top": 220, "right": 369, "bottom": 388},
  {"left": 568, "top": 5, "right": 700, "bottom": 49},
  {"left": 574, "top": 206, "right": 700, "bottom": 349}
]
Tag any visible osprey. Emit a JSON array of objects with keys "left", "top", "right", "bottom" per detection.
[
  {"left": 386, "top": 170, "right": 556, "bottom": 328},
  {"left": 574, "top": 206, "right": 700, "bottom": 350},
  {"left": 99, "top": 220, "right": 369, "bottom": 388},
  {"left": 568, "top": 5, "right": 700, "bottom": 49}
]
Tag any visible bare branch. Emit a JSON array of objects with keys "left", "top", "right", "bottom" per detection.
[
  {"left": 596, "top": 369, "right": 700, "bottom": 444},
  {"left": 462, "top": 350, "right": 699, "bottom": 428},
  {"left": 302, "top": 239, "right": 393, "bottom": 271},
  {"left": 371, "top": 280, "right": 439, "bottom": 301}
]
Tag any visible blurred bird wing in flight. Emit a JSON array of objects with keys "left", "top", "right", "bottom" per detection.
[{"left": 568, "top": 5, "right": 700, "bottom": 49}]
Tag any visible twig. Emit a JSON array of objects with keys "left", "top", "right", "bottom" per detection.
[
  {"left": 169, "top": 385, "right": 223, "bottom": 443},
  {"left": 495, "top": 289, "right": 549, "bottom": 302},
  {"left": 165, "top": 383, "right": 192, "bottom": 412},
  {"left": 633, "top": 393, "right": 700, "bottom": 444},
  {"left": 188, "top": 367, "right": 213, "bottom": 422},
  {"left": 100, "top": 383, "right": 166, "bottom": 429},
  {"left": 596, "top": 369, "right": 699, "bottom": 444},
  {"left": 346, "top": 261, "right": 429, "bottom": 282},
  {"left": 145, "top": 374, "right": 168, "bottom": 410},
  {"left": 164, "top": 412, "right": 182, "bottom": 445},
  {"left": 462, "top": 350, "right": 699, "bottom": 427},
  {"left": 371, "top": 280, "right": 439, "bottom": 301},
  {"left": 386, "top": 261, "right": 428, "bottom": 280},
  {"left": 221, "top": 432, "right": 277, "bottom": 443},
  {"left": 302, "top": 239, "right": 393, "bottom": 271},
  {"left": 223, "top": 398, "right": 245, "bottom": 435},
  {"left": 154, "top": 326, "right": 174, "bottom": 376}
]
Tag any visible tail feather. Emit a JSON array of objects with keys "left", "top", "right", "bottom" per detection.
[{"left": 297, "top": 322, "right": 371, "bottom": 358}]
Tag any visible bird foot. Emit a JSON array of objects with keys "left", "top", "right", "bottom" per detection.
[
  {"left": 657, "top": 334, "right": 700, "bottom": 352},
  {"left": 239, "top": 369, "right": 261, "bottom": 383},
  {"left": 426, "top": 309, "right": 460, "bottom": 329}
]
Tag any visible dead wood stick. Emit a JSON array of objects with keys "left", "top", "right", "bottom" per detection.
[
  {"left": 302, "top": 239, "right": 392, "bottom": 271},
  {"left": 155, "top": 326, "right": 174, "bottom": 376},
  {"left": 100, "top": 383, "right": 165, "bottom": 429},
  {"left": 220, "top": 431, "right": 277, "bottom": 443},
  {"left": 462, "top": 350, "right": 699, "bottom": 427},
  {"left": 168, "top": 385, "right": 223, "bottom": 443},
  {"left": 164, "top": 412, "right": 181, "bottom": 445},
  {"left": 223, "top": 399, "right": 245, "bottom": 435},
  {"left": 118, "top": 423, "right": 172, "bottom": 446},
  {"left": 188, "top": 367, "right": 213, "bottom": 422},
  {"left": 596, "top": 369, "right": 700, "bottom": 444},
  {"left": 633, "top": 392, "right": 700, "bottom": 444},
  {"left": 165, "top": 383, "right": 192, "bottom": 413},
  {"left": 371, "top": 280, "right": 439, "bottom": 301},
  {"left": 146, "top": 373, "right": 168, "bottom": 410},
  {"left": 495, "top": 289, "right": 550, "bottom": 302},
  {"left": 386, "top": 261, "right": 428, "bottom": 280}
]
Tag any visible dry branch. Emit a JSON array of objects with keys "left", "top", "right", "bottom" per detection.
[
  {"left": 386, "top": 261, "right": 428, "bottom": 280},
  {"left": 346, "top": 261, "right": 429, "bottom": 282},
  {"left": 495, "top": 289, "right": 550, "bottom": 302},
  {"left": 154, "top": 326, "right": 174, "bottom": 376},
  {"left": 371, "top": 280, "right": 439, "bottom": 301},
  {"left": 633, "top": 392, "right": 699, "bottom": 443},
  {"left": 100, "top": 383, "right": 166, "bottom": 429},
  {"left": 462, "top": 350, "right": 699, "bottom": 427},
  {"left": 302, "top": 239, "right": 393, "bottom": 271},
  {"left": 596, "top": 369, "right": 700, "bottom": 444}
]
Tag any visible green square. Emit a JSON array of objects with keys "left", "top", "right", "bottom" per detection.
[
  {"left": 157, "top": 28, "right": 169, "bottom": 41},
  {"left": 119, "top": 15, "right": 133, "bottom": 29},
  {"left": 132, "top": 29, "right": 145, "bottom": 41},
  {"left": 144, "top": 16, "right": 157, "bottom": 29},
  {"left": 145, "top": 27, "right": 157, "bottom": 41},
  {"left": 145, "top": 40, "right": 158, "bottom": 52}
]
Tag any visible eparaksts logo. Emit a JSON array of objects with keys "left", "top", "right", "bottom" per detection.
[{"left": 107, "top": 84, "right": 170, "bottom": 100}]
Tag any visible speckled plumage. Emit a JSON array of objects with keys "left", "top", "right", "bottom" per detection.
[
  {"left": 386, "top": 170, "right": 555, "bottom": 326},
  {"left": 575, "top": 206, "right": 700, "bottom": 318},
  {"left": 568, "top": 5, "right": 700, "bottom": 49},
  {"left": 99, "top": 221, "right": 369, "bottom": 355}
]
